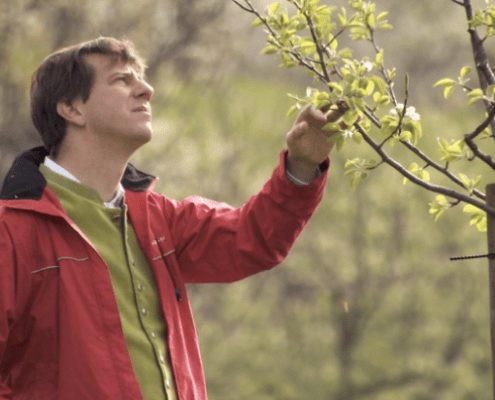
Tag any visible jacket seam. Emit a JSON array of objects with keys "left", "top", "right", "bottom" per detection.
[
  {"left": 151, "top": 249, "right": 175, "bottom": 261},
  {"left": 31, "top": 256, "right": 90, "bottom": 274}
]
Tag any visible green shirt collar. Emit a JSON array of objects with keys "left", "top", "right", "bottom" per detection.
[{"left": 43, "top": 157, "right": 125, "bottom": 208}]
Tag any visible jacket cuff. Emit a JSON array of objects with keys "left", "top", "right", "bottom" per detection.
[{"left": 262, "top": 150, "right": 329, "bottom": 218}]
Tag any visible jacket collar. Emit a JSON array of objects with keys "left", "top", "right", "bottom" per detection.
[{"left": 0, "top": 146, "right": 156, "bottom": 201}]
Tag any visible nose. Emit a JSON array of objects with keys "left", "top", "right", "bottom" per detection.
[{"left": 136, "top": 79, "right": 154, "bottom": 102}]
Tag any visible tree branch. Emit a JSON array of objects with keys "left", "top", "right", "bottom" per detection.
[
  {"left": 464, "top": 0, "right": 495, "bottom": 139},
  {"left": 400, "top": 140, "right": 486, "bottom": 201},
  {"left": 233, "top": 0, "right": 495, "bottom": 217},
  {"left": 464, "top": 104, "right": 495, "bottom": 170},
  {"left": 355, "top": 123, "right": 495, "bottom": 216}
]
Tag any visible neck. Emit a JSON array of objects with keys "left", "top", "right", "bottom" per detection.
[{"left": 54, "top": 139, "right": 133, "bottom": 203}]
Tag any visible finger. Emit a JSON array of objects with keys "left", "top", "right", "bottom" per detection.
[
  {"left": 319, "top": 103, "right": 331, "bottom": 114},
  {"left": 287, "top": 120, "right": 309, "bottom": 142},
  {"left": 325, "top": 101, "right": 349, "bottom": 123},
  {"left": 297, "top": 107, "right": 327, "bottom": 127}
]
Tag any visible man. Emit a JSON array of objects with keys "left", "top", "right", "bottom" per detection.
[{"left": 0, "top": 37, "right": 344, "bottom": 399}]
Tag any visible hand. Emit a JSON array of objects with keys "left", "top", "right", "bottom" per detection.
[{"left": 286, "top": 104, "right": 347, "bottom": 183}]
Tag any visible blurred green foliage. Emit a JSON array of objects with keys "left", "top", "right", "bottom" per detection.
[
  {"left": 1, "top": 0, "right": 494, "bottom": 398},
  {"left": 135, "top": 75, "right": 492, "bottom": 399}
]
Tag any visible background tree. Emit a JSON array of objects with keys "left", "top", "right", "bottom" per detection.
[
  {"left": 1, "top": 0, "right": 494, "bottom": 398},
  {"left": 229, "top": 0, "right": 495, "bottom": 398},
  {"left": 134, "top": 76, "right": 490, "bottom": 399},
  {"left": 0, "top": 0, "right": 230, "bottom": 184}
]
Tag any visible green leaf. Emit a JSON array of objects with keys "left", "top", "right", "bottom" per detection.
[
  {"left": 358, "top": 78, "right": 375, "bottom": 97},
  {"left": 338, "top": 8, "right": 347, "bottom": 27},
  {"left": 379, "top": 23, "right": 393, "bottom": 30},
  {"left": 286, "top": 105, "right": 299, "bottom": 118},
  {"left": 438, "top": 138, "right": 464, "bottom": 162},
  {"left": 459, "top": 173, "right": 471, "bottom": 189},
  {"left": 269, "top": 2, "right": 281, "bottom": 15},
  {"left": 344, "top": 158, "right": 375, "bottom": 189},
  {"left": 260, "top": 45, "right": 279, "bottom": 55},
  {"left": 375, "top": 50, "right": 384, "bottom": 67},
  {"left": 322, "top": 122, "right": 342, "bottom": 132},
  {"left": 366, "top": 13, "right": 375, "bottom": 28},
  {"left": 460, "top": 66, "right": 472, "bottom": 78},
  {"left": 299, "top": 39, "right": 317, "bottom": 56},
  {"left": 334, "top": 132, "right": 346, "bottom": 151},
  {"left": 310, "top": 90, "right": 330, "bottom": 107},
  {"left": 328, "top": 82, "right": 344, "bottom": 96},
  {"left": 376, "top": 11, "right": 388, "bottom": 22},
  {"left": 433, "top": 78, "right": 456, "bottom": 88},
  {"left": 349, "top": 172, "right": 360, "bottom": 190},
  {"left": 463, "top": 204, "right": 487, "bottom": 232},
  {"left": 468, "top": 88, "right": 484, "bottom": 98},
  {"left": 444, "top": 85, "right": 456, "bottom": 99},
  {"left": 351, "top": 131, "right": 363, "bottom": 144},
  {"left": 429, "top": 195, "right": 450, "bottom": 222},
  {"left": 338, "top": 48, "right": 353, "bottom": 58},
  {"left": 402, "top": 120, "right": 422, "bottom": 145},
  {"left": 467, "top": 96, "right": 483, "bottom": 106},
  {"left": 279, "top": 52, "right": 296, "bottom": 68},
  {"left": 399, "top": 131, "right": 412, "bottom": 142},
  {"left": 342, "top": 110, "right": 359, "bottom": 126}
]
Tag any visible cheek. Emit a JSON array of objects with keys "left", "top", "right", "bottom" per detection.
[{"left": 92, "top": 100, "right": 128, "bottom": 123}]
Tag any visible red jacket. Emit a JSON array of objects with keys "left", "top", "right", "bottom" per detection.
[{"left": 0, "top": 147, "right": 328, "bottom": 399}]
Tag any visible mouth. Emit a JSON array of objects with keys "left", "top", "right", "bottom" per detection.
[{"left": 133, "top": 106, "right": 151, "bottom": 113}]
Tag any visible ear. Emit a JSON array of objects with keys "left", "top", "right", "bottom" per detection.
[{"left": 56, "top": 100, "right": 85, "bottom": 127}]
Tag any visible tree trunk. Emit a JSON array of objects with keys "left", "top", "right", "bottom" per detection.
[{"left": 485, "top": 183, "right": 495, "bottom": 399}]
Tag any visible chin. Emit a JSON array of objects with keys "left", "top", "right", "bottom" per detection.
[{"left": 132, "top": 129, "right": 153, "bottom": 147}]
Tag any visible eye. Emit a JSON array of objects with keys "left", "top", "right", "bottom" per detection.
[{"left": 114, "top": 75, "right": 130, "bottom": 84}]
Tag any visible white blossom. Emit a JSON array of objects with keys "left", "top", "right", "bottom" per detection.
[
  {"left": 406, "top": 106, "right": 420, "bottom": 121},
  {"left": 390, "top": 104, "right": 420, "bottom": 121},
  {"left": 363, "top": 61, "right": 373, "bottom": 73},
  {"left": 343, "top": 130, "right": 354, "bottom": 139}
]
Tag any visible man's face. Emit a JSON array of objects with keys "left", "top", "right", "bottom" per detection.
[{"left": 77, "top": 54, "right": 155, "bottom": 150}]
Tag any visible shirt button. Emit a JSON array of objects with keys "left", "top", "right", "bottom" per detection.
[
  {"left": 151, "top": 331, "right": 156, "bottom": 338},
  {"left": 160, "top": 354, "right": 166, "bottom": 363},
  {"left": 165, "top": 379, "right": 171, "bottom": 389},
  {"left": 137, "top": 283, "right": 143, "bottom": 291},
  {"left": 132, "top": 259, "right": 136, "bottom": 266},
  {"left": 141, "top": 308, "right": 147, "bottom": 316}
]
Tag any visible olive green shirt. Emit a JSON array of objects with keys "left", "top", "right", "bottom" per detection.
[{"left": 40, "top": 164, "right": 177, "bottom": 400}]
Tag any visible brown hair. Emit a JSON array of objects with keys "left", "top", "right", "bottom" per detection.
[{"left": 30, "top": 37, "right": 146, "bottom": 157}]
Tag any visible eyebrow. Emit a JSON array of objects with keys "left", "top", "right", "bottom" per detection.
[
  {"left": 108, "top": 68, "right": 146, "bottom": 83},
  {"left": 108, "top": 70, "right": 132, "bottom": 81}
]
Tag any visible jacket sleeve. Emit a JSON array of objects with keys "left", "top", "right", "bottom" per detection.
[
  {"left": 165, "top": 150, "right": 329, "bottom": 284},
  {"left": 0, "top": 219, "right": 15, "bottom": 399}
]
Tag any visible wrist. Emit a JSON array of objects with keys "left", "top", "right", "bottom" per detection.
[{"left": 286, "top": 156, "right": 319, "bottom": 184}]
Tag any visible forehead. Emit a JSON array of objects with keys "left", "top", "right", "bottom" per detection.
[{"left": 85, "top": 54, "right": 141, "bottom": 79}]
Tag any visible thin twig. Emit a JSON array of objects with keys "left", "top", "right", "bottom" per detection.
[
  {"left": 231, "top": 0, "right": 251, "bottom": 12},
  {"left": 304, "top": 10, "right": 331, "bottom": 82}
]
